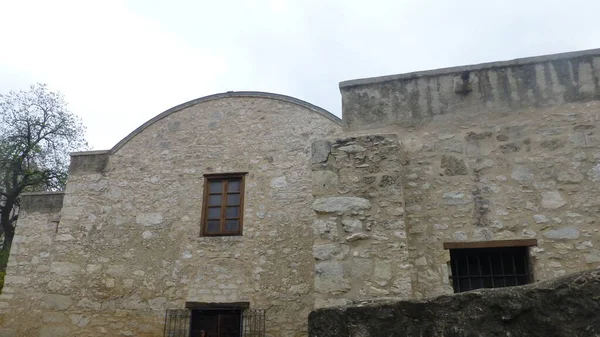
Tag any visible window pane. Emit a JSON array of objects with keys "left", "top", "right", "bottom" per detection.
[
  {"left": 225, "top": 220, "right": 239, "bottom": 232},
  {"left": 208, "top": 207, "right": 221, "bottom": 219},
  {"left": 226, "top": 206, "right": 239, "bottom": 218},
  {"left": 227, "top": 194, "right": 240, "bottom": 205},
  {"left": 227, "top": 180, "right": 241, "bottom": 192},
  {"left": 209, "top": 180, "right": 222, "bottom": 193},
  {"left": 208, "top": 194, "right": 222, "bottom": 206},
  {"left": 206, "top": 220, "right": 220, "bottom": 233}
]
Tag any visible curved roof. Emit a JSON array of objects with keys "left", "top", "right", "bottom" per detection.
[{"left": 106, "top": 91, "right": 341, "bottom": 154}]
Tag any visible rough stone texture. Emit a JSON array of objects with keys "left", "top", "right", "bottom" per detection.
[
  {"left": 385, "top": 99, "right": 600, "bottom": 298},
  {"left": 341, "top": 49, "right": 600, "bottom": 130},
  {"left": 4, "top": 49, "right": 600, "bottom": 336},
  {"left": 308, "top": 269, "right": 600, "bottom": 337},
  {"left": 311, "top": 135, "right": 412, "bottom": 308},
  {"left": 0, "top": 95, "right": 341, "bottom": 336}
]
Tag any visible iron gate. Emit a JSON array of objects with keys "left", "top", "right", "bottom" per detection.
[
  {"left": 242, "top": 309, "right": 266, "bottom": 337},
  {"left": 164, "top": 309, "right": 191, "bottom": 337},
  {"left": 164, "top": 308, "right": 265, "bottom": 337}
]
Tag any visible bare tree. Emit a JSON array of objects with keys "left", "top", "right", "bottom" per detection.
[{"left": 0, "top": 84, "right": 87, "bottom": 258}]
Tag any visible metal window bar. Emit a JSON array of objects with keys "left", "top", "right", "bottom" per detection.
[
  {"left": 449, "top": 247, "right": 532, "bottom": 293},
  {"left": 242, "top": 309, "right": 266, "bottom": 337},
  {"left": 164, "top": 309, "right": 191, "bottom": 337}
]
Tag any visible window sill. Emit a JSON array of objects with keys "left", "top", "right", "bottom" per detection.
[{"left": 197, "top": 235, "right": 244, "bottom": 242}]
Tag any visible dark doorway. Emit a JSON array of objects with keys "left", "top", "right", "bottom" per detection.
[{"left": 190, "top": 309, "right": 241, "bottom": 337}]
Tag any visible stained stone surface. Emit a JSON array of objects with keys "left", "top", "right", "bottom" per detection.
[
  {"left": 4, "top": 50, "right": 600, "bottom": 337},
  {"left": 311, "top": 135, "right": 412, "bottom": 308},
  {"left": 0, "top": 95, "right": 341, "bottom": 337}
]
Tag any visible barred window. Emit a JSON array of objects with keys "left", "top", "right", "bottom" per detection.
[
  {"left": 445, "top": 240, "right": 535, "bottom": 293},
  {"left": 201, "top": 173, "right": 246, "bottom": 236},
  {"left": 164, "top": 305, "right": 265, "bottom": 337}
]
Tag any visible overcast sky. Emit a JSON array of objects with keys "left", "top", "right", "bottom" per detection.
[{"left": 1, "top": 0, "right": 599, "bottom": 150}]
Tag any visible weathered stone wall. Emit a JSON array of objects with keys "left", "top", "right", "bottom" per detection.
[
  {"left": 4, "top": 49, "right": 600, "bottom": 336},
  {"left": 0, "top": 193, "right": 64, "bottom": 337},
  {"left": 308, "top": 269, "right": 600, "bottom": 337},
  {"left": 0, "top": 93, "right": 341, "bottom": 337},
  {"left": 310, "top": 135, "right": 411, "bottom": 308},
  {"left": 397, "top": 101, "right": 600, "bottom": 298},
  {"left": 338, "top": 49, "right": 600, "bottom": 299},
  {"left": 341, "top": 48, "right": 600, "bottom": 130}
]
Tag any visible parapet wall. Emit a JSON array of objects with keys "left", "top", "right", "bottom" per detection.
[
  {"left": 19, "top": 192, "right": 65, "bottom": 214},
  {"left": 341, "top": 49, "right": 600, "bottom": 130}
]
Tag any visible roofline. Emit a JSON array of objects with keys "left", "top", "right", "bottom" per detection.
[
  {"left": 75, "top": 91, "right": 341, "bottom": 156},
  {"left": 339, "top": 48, "right": 600, "bottom": 89}
]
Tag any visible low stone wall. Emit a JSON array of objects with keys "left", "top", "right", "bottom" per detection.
[{"left": 308, "top": 269, "right": 600, "bottom": 337}]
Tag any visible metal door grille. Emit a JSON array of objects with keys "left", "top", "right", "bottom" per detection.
[
  {"left": 164, "top": 309, "right": 191, "bottom": 337},
  {"left": 242, "top": 309, "right": 265, "bottom": 337},
  {"left": 449, "top": 246, "right": 532, "bottom": 293}
]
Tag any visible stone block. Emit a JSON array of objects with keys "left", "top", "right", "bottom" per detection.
[
  {"left": 39, "top": 325, "right": 71, "bottom": 337},
  {"left": 440, "top": 155, "right": 468, "bottom": 176},
  {"left": 541, "top": 191, "right": 566, "bottom": 210},
  {"left": 341, "top": 218, "right": 363, "bottom": 233},
  {"left": 313, "top": 197, "right": 371, "bottom": 213},
  {"left": 135, "top": 213, "right": 164, "bottom": 226},
  {"left": 42, "top": 294, "right": 73, "bottom": 310},
  {"left": 346, "top": 233, "right": 370, "bottom": 242},
  {"left": 338, "top": 144, "right": 366, "bottom": 153},
  {"left": 312, "top": 140, "right": 332, "bottom": 163},
  {"left": 543, "top": 227, "right": 580, "bottom": 240},
  {"left": 587, "top": 164, "right": 600, "bottom": 182},
  {"left": 313, "top": 243, "right": 348, "bottom": 261},
  {"left": 50, "top": 262, "right": 82, "bottom": 277},
  {"left": 511, "top": 165, "right": 534, "bottom": 184},
  {"left": 435, "top": 139, "right": 463, "bottom": 153},
  {"left": 442, "top": 191, "right": 471, "bottom": 205},
  {"left": 374, "top": 260, "right": 392, "bottom": 281},
  {"left": 314, "top": 262, "right": 351, "bottom": 294},
  {"left": 313, "top": 219, "right": 339, "bottom": 241},
  {"left": 312, "top": 171, "right": 339, "bottom": 195}
]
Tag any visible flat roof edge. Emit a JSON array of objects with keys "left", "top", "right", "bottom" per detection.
[{"left": 340, "top": 48, "right": 600, "bottom": 89}]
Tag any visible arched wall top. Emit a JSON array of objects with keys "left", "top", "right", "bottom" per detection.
[{"left": 108, "top": 91, "right": 341, "bottom": 154}]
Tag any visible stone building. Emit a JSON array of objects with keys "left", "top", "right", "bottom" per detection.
[{"left": 1, "top": 48, "right": 600, "bottom": 337}]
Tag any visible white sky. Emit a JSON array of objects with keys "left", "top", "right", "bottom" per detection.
[{"left": 1, "top": 0, "right": 599, "bottom": 150}]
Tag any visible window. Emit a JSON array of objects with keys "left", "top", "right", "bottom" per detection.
[
  {"left": 201, "top": 173, "right": 246, "bottom": 236},
  {"left": 164, "top": 303, "right": 266, "bottom": 337},
  {"left": 444, "top": 240, "right": 535, "bottom": 293}
]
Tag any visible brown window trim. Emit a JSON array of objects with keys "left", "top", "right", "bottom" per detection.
[
  {"left": 200, "top": 172, "right": 247, "bottom": 237},
  {"left": 443, "top": 239, "right": 537, "bottom": 250},
  {"left": 185, "top": 302, "right": 250, "bottom": 309}
]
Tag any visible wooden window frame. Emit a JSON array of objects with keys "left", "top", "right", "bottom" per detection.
[{"left": 201, "top": 172, "right": 247, "bottom": 237}]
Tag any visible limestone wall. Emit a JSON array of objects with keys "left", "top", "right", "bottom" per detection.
[
  {"left": 310, "top": 135, "right": 411, "bottom": 308},
  {"left": 341, "top": 48, "right": 600, "bottom": 130},
  {"left": 0, "top": 193, "right": 64, "bottom": 337},
  {"left": 338, "top": 49, "right": 600, "bottom": 299},
  {"left": 395, "top": 100, "right": 600, "bottom": 298},
  {"left": 0, "top": 94, "right": 341, "bottom": 337}
]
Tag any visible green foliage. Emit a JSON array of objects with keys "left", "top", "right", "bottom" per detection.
[
  {"left": 0, "top": 250, "right": 8, "bottom": 294},
  {"left": 0, "top": 83, "right": 88, "bottom": 262},
  {"left": 0, "top": 271, "right": 5, "bottom": 295}
]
